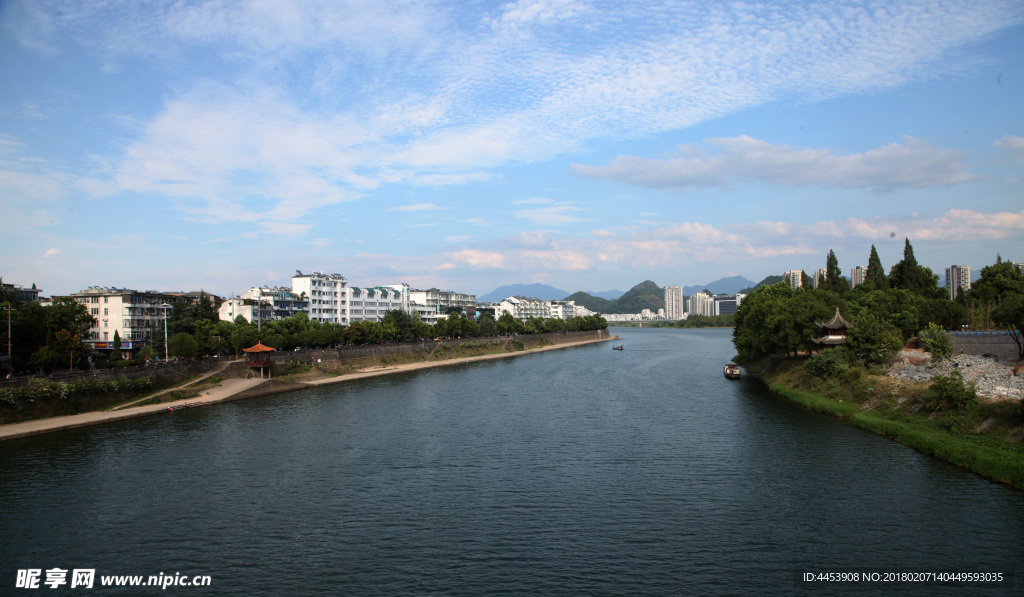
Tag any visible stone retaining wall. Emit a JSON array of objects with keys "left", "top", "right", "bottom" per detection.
[{"left": 943, "top": 331, "right": 1021, "bottom": 361}]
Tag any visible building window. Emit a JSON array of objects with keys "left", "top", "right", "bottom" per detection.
[
  {"left": 104, "top": 297, "right": 108, "bottom": 303},
  {"left": 103, "top": 332, "right": 108, "bottom": 340}
]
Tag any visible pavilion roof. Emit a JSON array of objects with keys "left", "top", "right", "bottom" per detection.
[
  {"left": 243, "top": 341, "right": 276, "bottom": 353},
  {"left": 816, "top": 307, "right": 854, "bottom": 330}
]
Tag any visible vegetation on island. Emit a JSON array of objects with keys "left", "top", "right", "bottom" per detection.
[{"left": 733, "top": 242, "right": 1024, "bottom": 488}]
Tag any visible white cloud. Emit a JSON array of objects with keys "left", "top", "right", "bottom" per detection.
[
  {"left": 43, "top": 248, "right": 61, "bottom": 256},
  {"left": 307, "top": 238, "right": 332, "bottom": 247},
  {"left": 444, "top": 235, "right": 473, "bottom": 243},
  {"left": 405, "top": 222, "right": 438, "bottom": 228},
  {"left": 513, "top": 204, "right": 584, "bottom": 225},
  {"left": 8, "top": 0, "right": 1019, "bottom": 227},
  {"left": 388, "top": 203, "right": 451, "bottom": 211},
  {"left": 993, "top": 135, "right": 1024, "bottom": 164},
  {"left": 572, "top": 136, "right": 979, "bottom": 190}
]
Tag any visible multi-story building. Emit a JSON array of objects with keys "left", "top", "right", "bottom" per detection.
[
  {"left": 945, "top": 265, "right": 972, "bottom": 300},
  {"left": 713, "top": 296, "right": 737, "bottom": 316},
  {"left": 0, "top": 281, "right": 42, "bottom": 304},
  {"left": 783, "top": 270, "right": 802, "bottom": 289},
  {"left": 687, "top": 291, "right": 715, "bottom": 317},
  {"left": 850, "top": 266, "right": 868, "bottom": 288},
  {"left": 288, "top": 271, "right": 409, "bottom": 324},
  {"left": 664, "top": 285, "right": 684, "bottom": 320},
  {"left": 409, "top": 288, "right": 476, "bottom": 316},
  {"left": 813, "top": 268, "right": 827, "bottom": 289},
  {"left": 70, "top": 287, "right": 195, "bottom": 351},
  {"left": 492, "top": 296, "right": 581, "bottom": 320}
]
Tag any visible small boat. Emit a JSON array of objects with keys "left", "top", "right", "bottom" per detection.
[
  {"left": 723, "top": 363, "right": 741, "bottom": 379},
  {"left": 612, "top": 345, "right": 624, "bottom": 351}
]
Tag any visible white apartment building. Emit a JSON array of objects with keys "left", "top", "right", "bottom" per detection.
[
  {"left": 288, "top": 271, "right": 409, "bottom": 324},
  {"left": 492, "top": 296, "right": 580, "bottom": 320},
  {"left": 70, "top": 287, "right": 194, "bottom": 350},
  {"left": 218, "top": 298, "right": 258, "bottom": 323},
  {"left": 664, "top": 285, "right": 684, "bottom": 320},
  {"left": 408, "top": 288, "right": 476, "bottom": 315},
  {"left": 687, "top": 291, "right": 715, "bottom": 317},
  {"left": 850, "top": 266, "right": 868, "bottom": 288},
  {"left": 813, "top": 268, "right": 827, "bottom": 289},
  {"left": 783, "top": 270, "right": 803, "bottom": 289},
  {"left": 945, "top": 265, "right": 972, "bottom": 300}
]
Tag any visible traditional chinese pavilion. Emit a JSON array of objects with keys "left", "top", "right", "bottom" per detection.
[
  {"left": 243, "top": 341, "right": 276, "bottom": 378},
  {"left": 811, "top": 307, "right": 854, "bottom": 347}
]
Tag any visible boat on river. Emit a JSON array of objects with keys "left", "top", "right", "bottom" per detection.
[
  {"left": 612, "top": 345, "right": 624, "bottom": 351},
  {"left": 723, "top": 363, "right": 741, "bottom": 379}
]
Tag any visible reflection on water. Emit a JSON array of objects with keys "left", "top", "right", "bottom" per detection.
[{"left": 1, "top": 328, "right": 1021, "bottom": 595}]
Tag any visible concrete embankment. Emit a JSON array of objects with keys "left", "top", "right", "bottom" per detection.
[{"left": 0, "top": 332, "right": 614, "bottom": 443}]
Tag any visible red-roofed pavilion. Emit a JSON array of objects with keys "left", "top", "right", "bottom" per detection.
[{"left": 243, "top": 341, "right": 276, "bottom": 378}]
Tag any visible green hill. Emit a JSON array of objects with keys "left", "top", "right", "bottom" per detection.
[
  {"left": 565, "top": 280, "right": 665, "bottom": 314},
  {"left": 564, "top": 291, "right": 614, "bottom": 313},
  {"left": 739, "top": 275, "right": 784, "bottom": 294}
]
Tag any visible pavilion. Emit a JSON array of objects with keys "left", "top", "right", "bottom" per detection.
[
  {"left": 243, "top": 341, "right": 276, "bottom": 378},
  {"left": 811, "top": 307, "right": 854, "bottom": 348}
]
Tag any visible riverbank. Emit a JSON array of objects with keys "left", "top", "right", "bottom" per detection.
[
  {"left": 0, "top": 334, "right": 615, "bottom": 443},
  {"left": 745, "top": 355, "right": 1024, "bottom": 490}
]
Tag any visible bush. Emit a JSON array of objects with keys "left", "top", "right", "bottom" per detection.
[
  {"left": 805, "top": 348, "right": 849, "bottom": 379},
  {"left": 919, "top": 322, "right": 953, "bottom": 359},
  {"left": 927, "top": 370, "right": 976, "bottom": 410}
]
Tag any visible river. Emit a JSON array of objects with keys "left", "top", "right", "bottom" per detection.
[{"left": 1, "top": 328, "right": 1021, "bottom": 595}]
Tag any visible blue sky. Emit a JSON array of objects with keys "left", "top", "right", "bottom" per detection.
[{"left": 1, "top": 0, "right": 1022, "bottom": 298}]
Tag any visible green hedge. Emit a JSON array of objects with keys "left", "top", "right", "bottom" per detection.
[{"left": 0, "top": 376, "right": 154, "bottom": 406}]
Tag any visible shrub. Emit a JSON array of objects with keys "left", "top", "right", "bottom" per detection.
[
  {"left": 805, "top": 349, "right": 849, "bottom": 379},
  {"left": 919, "top": 322, "right": 953, "bottom": 359},
  {"left": 927, "top": 370, "right": 976, "bottom": 410}
]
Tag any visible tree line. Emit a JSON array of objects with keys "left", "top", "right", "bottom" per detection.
[
  {"left": 733, "top": 240, "right": 1024, "bottom": 364},
  {"left": 0, "top": 287, "right": 607, "bottom": 373}
]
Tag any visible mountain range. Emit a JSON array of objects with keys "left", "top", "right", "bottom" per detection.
[{"left": 477, "top": 283, "right": 570, "bottom": 302}]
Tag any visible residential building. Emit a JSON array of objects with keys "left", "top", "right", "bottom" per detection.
[
  {"left": 289, "top": 271, "right": 409, "bottom": 324},
  {"left": 70, "top": 287, "right": 194, "bottom": 350},
  {"left": 664, "top": 285, "right": 684, "bottom": 320},
  {"left": 687, "top": 291, "right": 715, "bottom": 317},
  {"left": 783, "top": 270, "right": 802, "bottom": 289},
  {"left": 491, "top": 296, "right": 581, "bottom": 320},
  {"left": 850, "top": 266, "right": 868, "bottom": 288},
  {"left": 813, "top": 268, "right": 827, "bottom": 289},
  {"left": 0, "top": 280, "right": 42, "bottom": 304},
  {"left": 239, "top": 286, "right": 309, "bottom": 323},
  {"left": 409, "top": 288, "right": 477, "bottom": 316},
  {"left": 945, "top": 265, "right": 971, "bottom": 300},
  {"left": 714, "top": 296, "right": 738, "bottom": 316}
]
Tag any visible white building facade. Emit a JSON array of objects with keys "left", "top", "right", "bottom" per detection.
[
  {"left": 664, "top": 285, "right": 684, "bottom": 320},
  {"left": 850, "top": 266, "right": 868, "bottom": 288},
  {"left": 784, "top": 270, "right": 803, "bottom": 289},
  {"left": 70, "top": 287, "right": 193, "bottom": 350},
  {"left": 945, "top": 265, "right": 972, "bottom": 300}
]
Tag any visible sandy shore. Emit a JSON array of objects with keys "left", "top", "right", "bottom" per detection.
[{"left": 0, "top": 335, "right": 614, "bottom": 443}]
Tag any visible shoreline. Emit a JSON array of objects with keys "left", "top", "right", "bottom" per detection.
[
  {"left": 0, "top": 335, "right": 615, "bottom": 443},
  {"left": 745, "top": 358, "right": 1024, "bottom": 490}
]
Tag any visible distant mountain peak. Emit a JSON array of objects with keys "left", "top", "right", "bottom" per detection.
[{"left": 478, "top": 283, "right": 570, "bottom": 303}]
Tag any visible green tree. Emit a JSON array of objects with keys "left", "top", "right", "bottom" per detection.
[
  {"left": 109, "top": 330, "right": 123, "bottom": 362},
  {"left": 801, "top": 270, "right": 813, "bottom": 289},
  {"left": 168, "top": 332, "right": 199, "bottom": 359},
  {"left": 844, "top": 312, "right": 903, "bottom": 366},
  {"left": 889, "top": 238, "right": 940, "bottom": 297},
  {"left": 822, "top": 250, "right": 849, "bottom": 295},
  {"left": 919, "top": 322, "right": 953, "bottom": 359},
  {"left": 45, "top": 297, "right": 97, "bottom": 339},
  {"left": 991, "top": 294, "right": 1024, "bottom": 360},
  {"left": 863, "top": 244, "right": 889, "bottom": 291},
  {"left": 497, "top": 312, "right": 518, "bottom": 335},
  {"left": 477, "top": 312, "right": 498, "bottom": 336},
  {"left": 927, "top": 370, "right": 976, "bottom": 410}
]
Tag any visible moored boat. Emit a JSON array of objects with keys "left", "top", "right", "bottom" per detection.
[{"left": 723, "top": 363, "right": 741, "bottom": 379}]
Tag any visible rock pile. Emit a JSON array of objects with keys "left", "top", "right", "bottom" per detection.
[{"left": 888, "top": 351, "right": 1024, "bottom": 399}]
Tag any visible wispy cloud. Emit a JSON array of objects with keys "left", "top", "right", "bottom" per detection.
[
  {"left": 513, "top": 204, "right": 584, "bottom": 225},
  {"left": 8, "top": 0, "right": 1018, "bottom": 234},
  {"left": 573, "top": 136, "right": 980, "bottom": 190},
  {"left": 405, "top": 222, "right": 438, "bottom": 228},
  {"left": 387, "top": 203, "right": 452, "bottom": 211}
]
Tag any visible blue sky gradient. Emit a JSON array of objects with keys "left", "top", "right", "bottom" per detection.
[{"left": 1, "top": 0, "right": 1022, "bottom": 298}]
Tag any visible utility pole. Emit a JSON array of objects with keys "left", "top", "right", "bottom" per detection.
[{"left": 161, "top": 303, "right": 171, "bottom": 361}]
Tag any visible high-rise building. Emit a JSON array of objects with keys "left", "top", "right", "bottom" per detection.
[
  {"left": 687, "top": 291, "right": 715, "bottom": 316},
  {"left": 783, "top": 270, "right": 802, "bottom": 289},
  {"left": 945, "top": 265, "right": 971, "bottom": 300},
  {"left": 850, "top": 266, "right": 868, "bottom": 288},
  {"left": 664, "top": 285, "right": 684, "bottom": 320},
  {"left": 813, "top": 268, "right": 827, "bottom": 289}
]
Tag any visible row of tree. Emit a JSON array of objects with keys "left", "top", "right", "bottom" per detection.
[
  {"left": 0, "top": 285, "right": 608, "bottom": 371},
  {"left": 733, "top": 241, "right": 1024, "bottom": 363}
]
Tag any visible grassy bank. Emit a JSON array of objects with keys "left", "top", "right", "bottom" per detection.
[{"left": 748, "top": 356, "right": 1024, "bottom": 490}]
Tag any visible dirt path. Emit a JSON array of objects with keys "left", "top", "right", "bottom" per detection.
[{"left": 110, "top": 359, "right": 235, "bottom": 411}]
